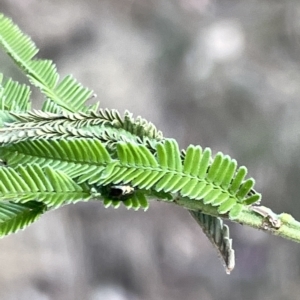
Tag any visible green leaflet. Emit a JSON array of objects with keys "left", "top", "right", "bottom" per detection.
[
  {"left": 0, "top": 75, "right": 31, "bottom": 112},
  {"left": 0, "top": 201, "right": 47, "bottom": 237},
  {"left": 0, "top": 14, "right": 96, "bottom": 113},
  {"left": 0, "top": 164, "right": 91, "bottom": 208},
  {"left": 0, "top": 74, "right": 31, "bottom": 130}
]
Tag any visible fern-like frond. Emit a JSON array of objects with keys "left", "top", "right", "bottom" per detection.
[
  {"left": 8, "top": 109, "right": 123, "bottom": 129},
  {"left": 0, "top": 165, "right": 91, "bottom": 208},
  {"left": 6, "top": 109, "right": 163, "bottom": 141},
  {"left": 0, "top": 138, "right": 112, "bottom": 178},
  {"left": 0, "top": 123, "right": 116, "bottom": 146},
  {"left": 0, "top": 122, "right": 260, "bottom": 215},
  {"left": 0, "top": 136, "right": 259, "bottom": 214},
  {"left": 98, "top": 139, "right": 261, "bottom": 214},
  {"left": 0, "top": 131, "right": 128, "bottom": 170},
  {"left": 0, "top": 120, "right": 157, "bottom": 152},
  {"left": 0, "top": 14, "right": 95, "bottom": 112},
  {"left": 189, "top": 210, "right": 235, "bottom": 274},
  {"left": 0, "top": 201, "right": 47, "bottom": 237}
]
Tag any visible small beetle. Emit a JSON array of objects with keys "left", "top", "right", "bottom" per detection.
[
  {"left": 109, "top": 185, "right": 135, "bottom": 200},
  {"left": 98, "top": 184, "right": 135, "bottom": 201}
]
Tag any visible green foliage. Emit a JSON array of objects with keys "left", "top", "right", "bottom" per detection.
[
  {"left": 0, "top": 14, "right": 96, "bottom": 113},
  {"left": 1, "top": 13, "right": 296, "bottom": 274},
  {"left": 0, "top": 164, "right": 91, "bottom": 207},
  {"left": 0, "top": 75, "right": 31, "bottom": 112},
  {"left": 0, "top": 201, "right": 47, "bottom": 237},
  {"left": 95, "top": 139, "right": 261, "bottom": 215},
  {"left": 0, "top": 134, "right": 255, "bottom": 216}
]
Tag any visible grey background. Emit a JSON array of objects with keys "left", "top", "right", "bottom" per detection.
[{"left": 1, "top": 0, "right": 300, "bottom": 299}]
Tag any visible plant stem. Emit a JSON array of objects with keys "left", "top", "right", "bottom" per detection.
[{"left": 174, "top": 196, "right": 300, "bottom": 243}]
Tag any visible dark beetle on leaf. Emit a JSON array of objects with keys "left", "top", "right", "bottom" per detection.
[{"left": 99, "top": 185, "right": 135, "bottom": 201}]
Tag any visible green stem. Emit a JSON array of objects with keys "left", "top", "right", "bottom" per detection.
[{"left": 174, "top": 196, "right": 300, "bottom": 243}]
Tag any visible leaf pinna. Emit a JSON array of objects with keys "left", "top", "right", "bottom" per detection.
[
  {"left": 0, "top": 201, "right": 47, "bottom": 237},
  {"left": 0, "top": 14, "right": 96, "bottom": 113},
  {"left": 0, "top": 164, "right": 91, "bottom": 208},
  {"left": 98, "top": 139, "right": 261, "bottom": 214}
]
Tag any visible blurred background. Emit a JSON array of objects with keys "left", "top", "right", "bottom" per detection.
[{"left": 0, "top": 0, "right": 300, "bottom": 299}]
